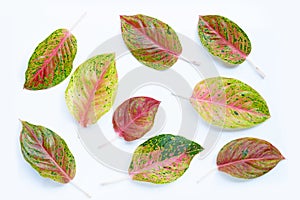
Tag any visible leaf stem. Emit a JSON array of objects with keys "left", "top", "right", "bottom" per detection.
[
  {"left": 98, "top": 136, "right": 119, "bottom": 149},
  {"left": 171, "top": 92, "right": 190, "bottom": 101},
  {"left": 70, "top": 181, "right": 92, "bottom": 198},
  {"left": 70, "top": 11, "right": 87, "bottom": 32},
  {"left": 100, "top": 176, "right": 129, "bottom": 186},
  {"left": 246, "top": 58, "right": 266, "bottom": 79},
  {"left": 196, "top": 167, "right": 217, "bottom": 184},
  {"left": 179, "top": 56, "right": 201, "bottom": 67}
]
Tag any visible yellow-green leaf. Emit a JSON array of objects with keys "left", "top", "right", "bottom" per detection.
[
  {"left": 190, "top": 77, "right": 270, "bottom": 129},
  {"left": 65, "top": 53, "right": 118, "bottom": 127}
]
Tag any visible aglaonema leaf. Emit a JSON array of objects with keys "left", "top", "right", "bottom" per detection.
[
  {"left": 113, "top": 96, "right": 161, "bottom": 141},
  {"left": 198, "top": 15, "right": 251, "bottom": 65},
  {"left": 129, "top": 134, "right": 203, "bottom": 184},
  {"left": 65, "top": 53, "right": 118, "bottom": 127},
  {"left": 190, "top": 77, "right": 270, "bottom": 129},
  {"left": 20, "top": 121, "right": 76, "bottom": 184},
  {"left": 121, "top": 14, "right": 182, "bottom": 70},
  {"left": 24, "top": 29, "right": 77, "bottom": 90},
  {"left": 217, "top": 137, "right": 285, "bottom": 179}
]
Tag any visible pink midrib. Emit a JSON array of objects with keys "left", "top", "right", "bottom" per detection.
[
  {"left": 79, "top": 61, "right": 110, "bottom": 127},
  {"left": 121, "top": 16, "right": 181, "bottom": 58},
  {"left": 23, "top": 122, "right": 71, "bottom": 182},
  {"left": 29, "top": 30, "right": 71, "bottom": 84},
  {"left": 129, "top": 153, "right": 187, "bottom": 176},
  {"left": 218, "top": 156, "right": 285, "bottom": 169},
  {"left": 116, "top": 101, "right": 160, "bottom": 134},
  {"left": 200, "top": 16, "right": 247, "bottom": 58},
  {"left": 191, "top": 96, "right": 269, "bottom": 118}
]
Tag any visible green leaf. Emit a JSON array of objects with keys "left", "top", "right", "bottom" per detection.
[
  {"left": 129, "top": 134, "right": 203, "bottom": 184},
  {"left": 190, "top": 77, "right": 270, "bottom": 129},
  {"left": 65, "top": 53, "right": 118, "bottom": 127},
  {"left": 121, "top": 14, "right": 182, "bottom": 70},
  {"left": 20, "top": 121, "right": 76, "bottom": 184},
  {"left": 198, "top": 15, "right": 251, "bottom": 65},
  {"left": 24, "top": 29, "right": 77, "bottom": 90},
  {"left": 217, "top": 137, "right": 285, "bottom": 179}
]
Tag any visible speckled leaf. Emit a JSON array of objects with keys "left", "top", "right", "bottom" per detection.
[
  {"left": 65, "top": 53, "right": 118, "bottom": 127},
  {"left": 113, "top": 96, "right": 161, "bottom": 141},
  {"left": 24, "top": 29, "right": 77, "bottom": 90},
  {"left": 20, "top": 121, "right": 76, "bottom": 184},
  {"left": 217, "top": 137, "right": 285, "bottom": 179},
  {"left": 129, "top": 134, "right": 203, "bottom": 184},
  {"left": 121, "top": 14, "right": 182, "bottom": 70},
  {"left": 198, "top": 15, "right": 251, "bottom": 65},
  {"left": 190, "top": 77, "right": 270, "bottom": 129}
]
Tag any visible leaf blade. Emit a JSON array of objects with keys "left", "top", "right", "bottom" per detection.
[
  {"left": 121, "top": 14, "right": 182, "bottom": 70},
  {"left": 113, "top": 96, "right": 161, "bottom": 141},
  {"left": 24, "top": 29, "right": 77, "bottom": 90},
  {"left": 198, "top": 15, "right": 251, "bottom": 64},
  {"left": 128, "top": 134, "right": 203, "bottom": 184},
  {"left": 190, "top": 77, "right": 270, "bottom": 129},
  {"left": 65, "top": 53, "right": 118, "bottom": 127},
  {"left": 217, "top": 137, "right": 285, "bottom": 179},
  {"left": 20, "top": 121, "right": 76, "bottom": 184}
]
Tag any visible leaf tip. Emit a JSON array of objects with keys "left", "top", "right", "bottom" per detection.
[{"left": 19, "top": 119, "right": 27, "bottom": 125}]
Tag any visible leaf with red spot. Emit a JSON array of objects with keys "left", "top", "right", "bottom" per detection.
[
  {"left": 24, "top": 29, "right": 77, "bottom": 90},
  {"left": 190, "top": 77, "right": 270, "bottom": 129},
  {"left": 20, "top": 121, "right": 76, "bottom": 184},
  {"left": 65, "top": 53, "right": 118, "bottom": 127},
  {"left": 120, "top": 14, "right": 182, "bottom": 70},
  {"left": 129, "top": 134, "right": 203, "bottom": 184},
  {"left": 113, "top": 96, "right": 160, "bottom": 141},
  {"left": 198, "top": 15, "right": 251, "bottom": 65},
  {"left": 217, "top": 137, "right": 285, "bottom": 179}
]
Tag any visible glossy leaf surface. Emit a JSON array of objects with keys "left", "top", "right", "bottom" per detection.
[
  {"left": 113, "top": 96, "right": 161, "bottom": 141},
  {"left": 24, "top": 29, "right": 77, "bottom": 90},
  {"left": 217, "top": 137, "right": 285, "bottom": 179},
  {"left": 65, "top": 53, "right": 118, "bottom": 127},
  {"left": 20, "top": 121, "right": 76, "bottom": 184},
  {"left": 190, "top": 77, "right": 270, "bottom": 129},
  {"left": 198, "top": 15, "right": 251, "bottom": 64},
  {"left": 121, "top": 14, "right": 182, "bottom": 70},
  {"left": 129, "top": 134, "right": 203, "bottom": 184}
]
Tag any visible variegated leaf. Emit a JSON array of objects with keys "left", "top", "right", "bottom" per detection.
[
  {"left": 65, "top": 53, "right": 118, "bottom": 127},
  {"left": 20, "top": 121, "right": 76, "bottom": 184},
  {"left": 217, "top": 137, "right": 285, "bottom": 179},
  {"left": 121, "top": 14, "right": 182, "bottom": 70},
  {"left": 129, "top": 134, "right": 203, "bottom": 184},
  {"left": 113, "top": 96, "right": 161, "bottom": 141},
  {"left": 190, "top": 77, "right": 270, "bottom": 129},
  {"left": 198, "top": 15, "right": 251, "bottom": 64},
  {"left": 24, "top": 29, "right": 77, "bottom": 90}
]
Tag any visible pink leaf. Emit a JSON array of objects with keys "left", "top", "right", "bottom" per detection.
[{"left": 112, "top": 96, "right": 160, "bottom": 141}]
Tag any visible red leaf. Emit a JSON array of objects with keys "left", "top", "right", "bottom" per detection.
[
  {"left": 217, "top": 137, "right": 285, "bottom": 179},
  {"left": 112, "top": 96, "right": 160, "bottom": 141},
  {"left": 120, "top": 14, "right": 182, "bottom": 70},
  {"left": 20, "top": 121, "right": 76, "bottom": 184}
]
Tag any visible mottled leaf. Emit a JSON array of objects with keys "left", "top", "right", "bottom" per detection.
[
  {"left": 20, "top": 121, "right": 76, "bottom": 184},
  {"left": 24, "top": 29, "right": 77, "bottom": 90},
  {"left": 65, "top": 53, "right": 118, "bottom": 127},
  {"left": 129, "top": 134, "right": 203, "bottom": 184},
  {"left": 190, "top": 77, "right": 270, "bottom": 129},
  {"left": 198, "top": 15, "right": 251, "bottom": 65},
  {"left": 217, "top": 137, "right": 285, "bottom": 179},
  {"left": 113, "top": 96, "right": 161, "bottom": 141},
  {"left": 121, "top": 14, "right": 182, "bottom": 70}
]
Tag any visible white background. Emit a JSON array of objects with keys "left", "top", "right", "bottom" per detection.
[{"left": 0, "top": 0, "right": 298, "bottom": 199}]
